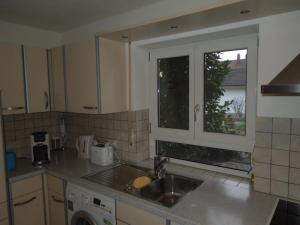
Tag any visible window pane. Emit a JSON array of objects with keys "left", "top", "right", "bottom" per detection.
[
  {"left": 157, "top": 140, "right": 251, "bottom": 172},
  {"left": 204, "top": 49, "right": 247, "bottom": 135},
  {"left": 157, "top": 56, "right": 189, "bottom": 130}
]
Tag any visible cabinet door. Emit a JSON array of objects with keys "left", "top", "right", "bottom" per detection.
[
  {"left": 0, "top": 202, "right": 8, "bottom": 222},
  {"left": 24, "top": 47, "right": 50, "bottom": 113},
  {"left": 12, "top": 190, "right": 45, "bottom": 225},
  {"left": 0, "top": 43, "right": 26, "bottom": 115},
  {"left": 98, "top": 37, "right": 128, "bottom": 113},
  {"left": 48, "top": 191, "right": 65, "bottom": 225},
  {"left": 65, "top": 39, "right": 99, "bottom": 114},
  {"left": 116, "top": 201, "right": 166, "bottom": 225},
  {"left": 0, "top": 115, "right": 7, "bottom": 204},
  {"left": 48, "top": 47, "right": 66, "bottom": 112}
]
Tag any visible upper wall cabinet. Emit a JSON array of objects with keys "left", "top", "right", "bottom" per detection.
[
  {"left": 98, "top": 37, "right": 128, "bottom": 114},
  {"left": 48, "top": 47, "right": 66, "bottom": 112},
  {"left": 65, "top": 39, "right": 99, "bottom": 114},
  {"left": 24, "top": 47, "right": 50, "bottom": 113},
  {"left": 64, "top": 37, "right": 128, "bottom": 114},
  {"left": 0, "top": 43, "right": 26, "bottom": 115}
]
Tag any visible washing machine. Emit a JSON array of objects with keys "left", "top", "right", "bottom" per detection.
[{"left": 66, "top": 183, "right": 116, "bottom": 225}]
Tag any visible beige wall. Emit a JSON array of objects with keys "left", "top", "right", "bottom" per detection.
[
  {"left": 2, "top": 110, "right": 149, "bottom": 163},
  {"left": 2, "top": 112, "right": 62, "bottom": 157},
  {"left": 65, "top": 110, "right": 149, "bottom": 163}
]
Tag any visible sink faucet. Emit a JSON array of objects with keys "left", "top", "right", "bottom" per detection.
[{"left": 154, "top": 155, "right": 169, "bottom": 179}]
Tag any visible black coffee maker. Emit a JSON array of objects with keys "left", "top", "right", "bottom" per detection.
[{"left": 31, "top": 132, "right": 50, "bottom": 166}]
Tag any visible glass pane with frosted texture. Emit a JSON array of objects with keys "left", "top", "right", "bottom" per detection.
[
  {"left": 157, "top": 56, "right": 189, "bottom": 130},
  {"left": 204, "top": 49, "right": 247, "bottom": 135}
]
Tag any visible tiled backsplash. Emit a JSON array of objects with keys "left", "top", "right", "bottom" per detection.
[
  {"left": 2, "top": 112, "right": 62, "bottom": 157},
  {"left": 64, "top": 110, "right": 149, "bottom": 163},
  {"left": 254, "top": 117, "right": 300, "bottom": 201},
  {"left": 2, "top": 110, "right": 150, "bottom": 163}
]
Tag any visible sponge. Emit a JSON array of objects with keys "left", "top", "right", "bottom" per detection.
[{"left": 133, "top": 176, "right": 151, "bottom": 189}]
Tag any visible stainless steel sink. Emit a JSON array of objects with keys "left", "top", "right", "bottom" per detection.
[
  {"left": 139, "top": 174, "right": 203, "bottom": 207},
  {"left": 83, "top": 164, "right": 203, "bottom": 208}
]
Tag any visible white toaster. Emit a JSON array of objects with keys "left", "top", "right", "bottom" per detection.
[{"left": 90, "top": 144, "right": 114, "bottom": 166}]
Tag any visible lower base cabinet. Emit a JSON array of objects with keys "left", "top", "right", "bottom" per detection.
[
  {"left": 116, "top": 201, "right": 166, "bottom": 225},
  {"left": 46, "top": 175, "right": 66, "bottom": 225},
  {"left": 10, "top": 175, "right": 45, "bottom": 225},
  {"left": 12, "top": 190, "right": 45, "bottom": 225},
  {"left": 48, "top": 190, "right": 65, "bottom": 225}
]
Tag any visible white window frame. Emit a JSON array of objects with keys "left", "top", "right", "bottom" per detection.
[
  {"left": 149, "top": 34, "right": 257, "bottom": 174},
  {"left": 194, "top": 35, "right": 257, "bottom": 152},
  {"left": 149, "top": 45, "right": 195, "bottom": 141}
]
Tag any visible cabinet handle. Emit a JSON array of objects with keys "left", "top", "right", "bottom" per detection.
[
  {"left": 194, "top": 104, "right": 200, "bottom": 122},
  {"left": 2, "top": 106, "right": 24, "bottom": 111},
  {"left": 14, "top": 196, "right": 37, "bottom": 207},
  {"left": 83, "top": 106, "right": 98, "bottom": 110},
  {"left": 44, "top": 91, "right": 49, "bottom": 110},
  {"left": 51, "top": 195, "right": 64, "bottom": 203}
]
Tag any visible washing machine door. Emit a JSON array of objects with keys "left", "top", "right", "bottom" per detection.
[{"left": 71, "top": 211, "right": 98, "bottom": 225}]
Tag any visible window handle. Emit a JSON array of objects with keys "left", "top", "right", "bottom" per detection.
[
  {"left": 194, "top": 104, "right": 200, "bottom": 122},
  {"left": 44, "top": 91, "right": 49, "bottom": 110}
]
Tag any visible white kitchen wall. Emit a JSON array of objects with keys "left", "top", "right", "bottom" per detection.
[
  {"left": 0, "top": 20, "right": 61, "bottom": 48},
  {"left": 257, "top": 11, "right": 300, "bottom": 118},
  {"left": 130, "top": 10, "right": 300, "bottom": 118},
  {"left": 61, "top": 0, "right": 241, "bottom": 44}
]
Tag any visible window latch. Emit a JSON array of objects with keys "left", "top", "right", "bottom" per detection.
[{"left": 194, "top": 104, "right": 200, "bottom": 122}]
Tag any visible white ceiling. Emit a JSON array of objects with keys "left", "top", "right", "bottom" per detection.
[{"left": 0, "top": 0, "right": 164, "bottom": 32}]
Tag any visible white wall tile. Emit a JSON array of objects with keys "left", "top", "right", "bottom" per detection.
[
  {"left": 272, "top": 134, "right": 290, "bottom": 150},
  {"left": 271, "top": 180, "right": 288, "bottom": 197},
  {"left": 254, "top": 162, "right": 270, "bottom": 178},
  {"left": 271, "top": 165, "right": 289, "bottom": 182},
  {"left": 256, "top": 132, "right": 272, "bottom": 148},
  {"left": 292, "top": 119, "right": 300, "bottom": 135},
  {"left": 273, "top": 118, "right": 291, "bottom": 134},
  {"left": 291, "top": 135, "right": 300, "bottom": 151},
  {"left": 289, "top": 168, "right": 300, "bottom": 185},
  {"left": 290, "top": 151, "right": 300, "bottom": 168},
  {"left": 272, "top": 150, "right": 290, "bottom": 166},
  {"left": 289, "top": 184, "right": 300, "bottom": 201},
  {"left": 253, "top": 147, "right": 271, "bottom": 163},
  {"left": 256, "top": 117, "right": 272, "bottom": 132},
  {"left": 254, "top": 177, "right": 270, "bottom": 194}
]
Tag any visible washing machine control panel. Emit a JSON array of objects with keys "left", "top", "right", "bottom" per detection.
[{"left": 92, "top": 197, "right": 113, "bottom": 214}]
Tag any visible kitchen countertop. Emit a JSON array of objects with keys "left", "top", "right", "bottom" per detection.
[{"left": 8, "top": 150, "right": 277, "bottom": 225}]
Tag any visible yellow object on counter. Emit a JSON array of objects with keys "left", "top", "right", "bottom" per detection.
[{"left": 133, "top": 176, "right": 151, "bottom": 189}]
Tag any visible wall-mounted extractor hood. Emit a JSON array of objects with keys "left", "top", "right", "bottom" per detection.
[{"left": 261, "top": 53, "right": 300, "bottom": 96}]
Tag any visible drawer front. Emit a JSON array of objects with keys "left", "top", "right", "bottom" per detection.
[
  {"left": 0, "top": 202, "right": 8, "bottom": 221},
  {"left": 12, "top": 190, "right": 45, "bottom": 225},
  {"left": 47, "top": 175, "right": 64, "bottom": 195},
  {"left": 11, "top": 175, "right": 43, "bottom": 199},
  {"left": 48, "top": 191, "right": 65, "bottom": 225},
  {"left": 116, "top": 202, "right": 166, "bottom": 225}
]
